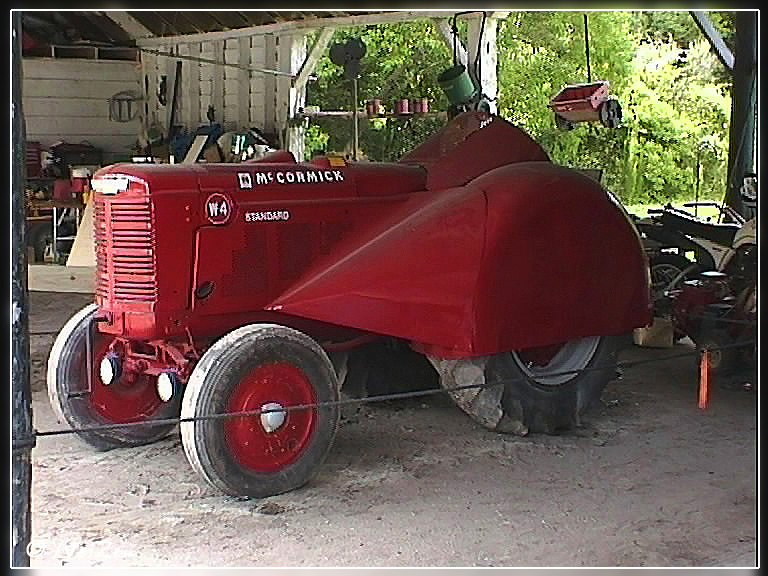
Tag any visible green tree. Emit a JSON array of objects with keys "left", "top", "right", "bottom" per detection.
[
  {"left": 305, "top": 20, "right": 452, "bottom": 160},
  {"left": 497, "top": 11, "right": 636, "bottom": 196},
  {"left": 622, "top": 37, "right": 730, "bottom": 204},
  {"left": 304, "top": 11, "right": 733, "bottom": 208}
]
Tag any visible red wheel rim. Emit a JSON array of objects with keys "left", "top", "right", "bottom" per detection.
[
  {"left": 511, "top": 336, "right": 601, "bottom": 387},
  {"left": 516, "top": 342, "right": 565, "bottom": 367},
  {"left": 225, "top": 362, "right": 317, "bottom": 473},
  {"left": 89, "top": 336, "right": 166, "bottom": 423}
]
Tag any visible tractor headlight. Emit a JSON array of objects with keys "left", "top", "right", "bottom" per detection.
[
  {"left": 99, "top": 355, "right": 121, "bottom": 386},
  {"left": 157, "top": 372, "right": 178, "bottom": 402}
]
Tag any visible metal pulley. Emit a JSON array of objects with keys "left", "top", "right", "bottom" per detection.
[{"left": 328, "top": 37, "right": 367, "bottom": 161}]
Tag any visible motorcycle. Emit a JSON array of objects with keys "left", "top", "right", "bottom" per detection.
[
  {"left": 656, "top": 266, "right": 756, "bottom": 375},
  {"left": 635, "top": 202, "right": 747, "bottom": 300},
  {"left": 644, "top": 178, "right": 757, "bottom": 374}
]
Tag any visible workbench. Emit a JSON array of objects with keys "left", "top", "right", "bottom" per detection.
[{"left": 26, "top": 198, "right": 85, "bottom": 263}]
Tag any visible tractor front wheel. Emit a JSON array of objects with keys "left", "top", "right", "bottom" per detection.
[
  {"left": 180, "top": 324, "right": 340, "bottom": 498},
  {"left": 47, "top": 304, "right": 181, "bottom": 450}
]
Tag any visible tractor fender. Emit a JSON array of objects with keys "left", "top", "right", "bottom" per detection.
[
  {"left": 269, "top": 162, "right": 650, "bottom": 358},
  {"left": 465, "top": 161, "right": 651, "bottom": 357}
]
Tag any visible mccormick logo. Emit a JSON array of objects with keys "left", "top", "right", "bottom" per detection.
[{"left": 237, "top": 170, "right": 345, "bottom": 188}]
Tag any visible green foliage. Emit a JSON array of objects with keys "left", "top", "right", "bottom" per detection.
[
  {"left": 305, "top": 12, "right": 733, "bottom": 206},
  {"left": 304, "top": 123, "right": 329, "bottom": 158},
  {"left": 305, "top": 20, "right": 452, "bottom": 160},
  {"left": 633, "top": 10, "right": 735, "bottom": 50},
  {"left": 622, "top": 38, "right": 730, "bottom": 204}
]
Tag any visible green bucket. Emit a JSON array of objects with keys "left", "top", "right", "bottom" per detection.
[{"left": 437, "top": 64, "right": 477, "bottom": 106}]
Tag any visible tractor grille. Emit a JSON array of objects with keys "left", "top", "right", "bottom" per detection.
[{"left": 94, "top": 184, "right": 157, "bottom": 302}]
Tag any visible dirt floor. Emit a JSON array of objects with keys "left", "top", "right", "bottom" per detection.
[{"left": 25, "top": 291, "right": 757, "bottom": 568}]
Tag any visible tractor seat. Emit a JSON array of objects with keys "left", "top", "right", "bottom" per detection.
[{"left": 660, "top": 210, "right": 740, "bottom": 247}]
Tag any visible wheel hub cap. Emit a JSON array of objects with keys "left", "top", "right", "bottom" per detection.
[
  {"left": 260, "top": 402, "right": 286, "bottom": 433},
  {"left": 225, "top": 362, "right": 316, "bottom": 473},
  {"left": 99, "top": 355, "right": 119, "bottom": 385}
]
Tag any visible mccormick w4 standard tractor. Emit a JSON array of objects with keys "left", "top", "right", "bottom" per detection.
[{"left": 48, "top": 111, "right": 651, "bottom": 498}]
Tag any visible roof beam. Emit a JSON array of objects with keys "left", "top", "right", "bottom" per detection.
[
  {"left": 136, "top": 10, "right": 462, "bottom": 46},
  {"left": 82, "top": 12, "right": 133, "bottom": 45},
  {"left": 690, "top": 10, "right": 734, "bottom": 72},
  {"left": 292, "top": 27, "right": 334, "bottom": 92},
  {"left": 102, "top": 10, "right": 155, "bottom": 40}
]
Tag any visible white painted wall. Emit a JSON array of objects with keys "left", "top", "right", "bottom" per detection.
[
  {"left": 22, "top": 31, "right": 310, "bottom": 166},
  {"left": 142, "top": 34, "right": 272, "bottom": 141},
  {"left": 22, "top": 58, "right": 142, "bottom": 164}
]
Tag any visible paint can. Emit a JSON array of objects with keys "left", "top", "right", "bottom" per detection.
[
  {"left": 366, "top": 99, "right": 383, "bottom": 117},
  {"left": 411, "top": 98, "right": 429, "bottom": 114}
]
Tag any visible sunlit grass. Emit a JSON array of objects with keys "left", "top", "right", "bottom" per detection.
[{"left": 626, "top": 198, "right": 725, "bottom": 221}]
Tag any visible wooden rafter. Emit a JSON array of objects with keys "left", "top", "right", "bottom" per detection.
[{"left": 136, "top": 11, "right": 458, "bottom": 46}]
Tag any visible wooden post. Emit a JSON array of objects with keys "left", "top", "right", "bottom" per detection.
[
  {"left": 276, "top": 33, "right": 307, "bottom": 160},
  {"left": 239, "top": 37, "right": 251, "bottom": 129},
  {"left": 725, "top": 11, "right": 757, "bottom": 215},
  {"left": 212, "top": 40, "right": 225, "bottom": 127},
  {"left": 12, "top": 10, "right": 34, "bottom": 567},
  {"left": 467, "top": 13, "right": 499, "bottom": 113},
  {"left": 263, "top": 34, "right": 277, "bottom": 137}
]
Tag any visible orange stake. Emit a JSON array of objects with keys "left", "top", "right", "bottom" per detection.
[{"left": 698, "top": 349, "right": 710, "bottom": 409}]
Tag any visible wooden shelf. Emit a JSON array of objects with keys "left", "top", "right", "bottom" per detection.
[
  {"left": 28, "top": 199, "right": 85, "bottom": 210},
  {"left": 298, "top": 110, "right": 447, "bottom": 120}
]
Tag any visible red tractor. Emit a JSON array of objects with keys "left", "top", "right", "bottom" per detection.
[{"left": 47, "top": 111, "right": 651, "bottom": 498}]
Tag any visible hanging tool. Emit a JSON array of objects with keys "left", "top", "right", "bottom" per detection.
[
  {"left": 549, "top": 13, "right": 623, "bottom": 130},
  {"left": 436, "top": 11, "right": 490, "bottom": 115}
]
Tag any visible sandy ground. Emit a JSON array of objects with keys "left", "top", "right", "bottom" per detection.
[{"left": 24, "top": 290, "right": 757, "bottom": 568}]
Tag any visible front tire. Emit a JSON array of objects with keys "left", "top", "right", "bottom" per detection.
[
  {"left": 47, "top": 304, "right": 180, "bottom": 450},
  {"left": 181, "top": 324, "right": 340, "bottom": 498},
  {"left": 431, "top": 335, "right": 620, "bottom": 435}
]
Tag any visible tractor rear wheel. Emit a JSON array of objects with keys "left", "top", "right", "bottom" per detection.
[
  {"left": 47, "top": 304, "right": 180, "bottom": 450},
  {"left": 180, "top": 324, "right": 340, "bottom": 498},
  {"left": 431, "top": 335, "right": 620, "bottom": 435}
]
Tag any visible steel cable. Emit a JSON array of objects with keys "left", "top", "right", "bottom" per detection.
[{"left": 30, "top": 338, "right": 755, "bottom": 440}]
